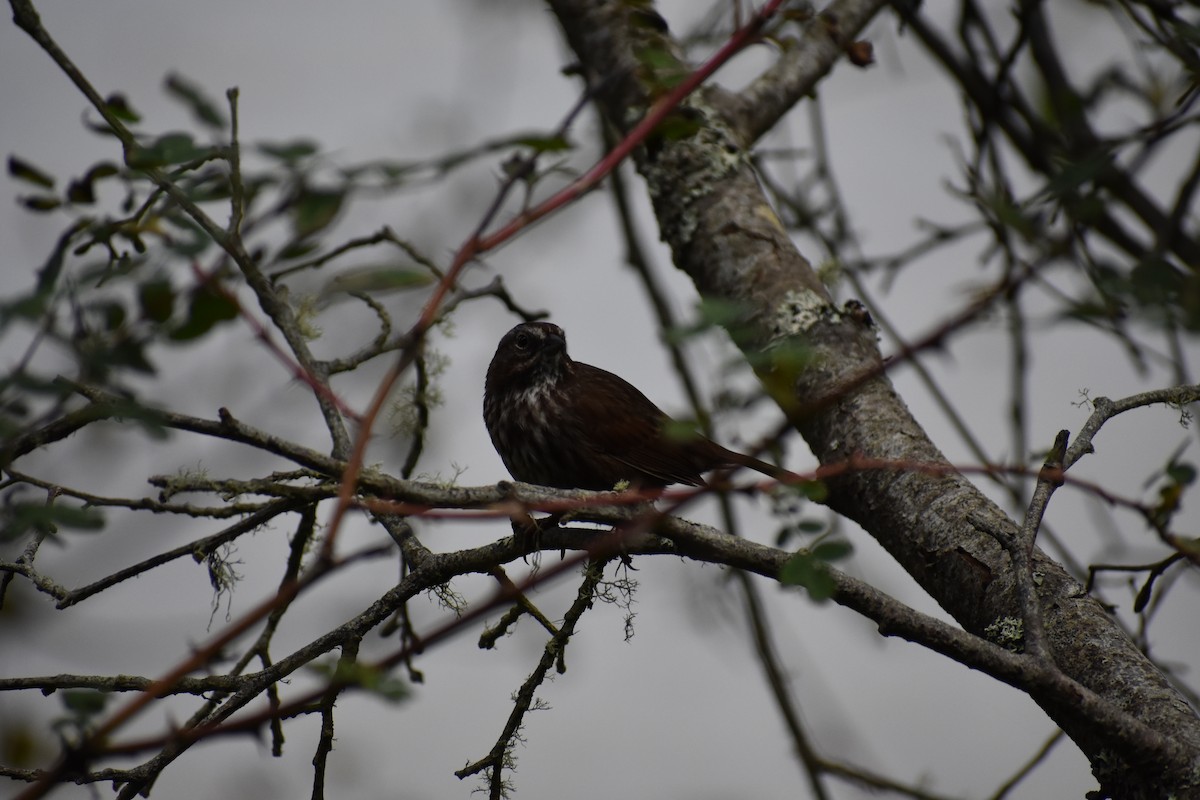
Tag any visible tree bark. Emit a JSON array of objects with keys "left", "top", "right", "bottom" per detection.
[{"left": 546, "top": 1, "right": 1200, "bottom": 796}]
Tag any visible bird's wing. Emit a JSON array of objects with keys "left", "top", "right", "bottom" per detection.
[{"left": 568, "top": 363, "right": 715, "bottom": 486}]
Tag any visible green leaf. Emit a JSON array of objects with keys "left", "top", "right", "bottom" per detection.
[
  {"left": 117, "top": 227, "right": 147, "bottom": 254},
  {"left": 980, "top": 190, "right": 1038, "bottom": 241},
  {"left": 258, "top": 139, "right": 320, "bottom": 163},
  {"left": 289, "top": 187, "right": 344, "bottom": 240},
  {"left": 1130, "top": 257, "right": 1183, "bottom": 306},
  {"left": 1042, "top": 151, "right": 1112, "bottom": 200},
  {"left": 310, "top": 660, "right": 409, "bottom": 703},
  {"left": 88, "top": 162, "right": 120, "bottom": 181},
  {"left": 65, "top": 394, "right": 170, "bottom": 440},
  {"left": 20, "top": 195, "right": 61, "bottom": 212},
  {"left": 104, "top": 93, "right": 141, "bottom": 123},
  {"left": 661, "top": 419, "right": 703, "bottom": 443},
  {"left": 512, "top": 134, "right": 572, "bottom": 153},
  {"left": 182, "top": 168, "right": 233, "bottom": 203},
  {"left": 61, "top": 690, "right": 110, "bottom": 716},
  {"left": 1, "top": 502, "right": 106, "bottom": 542},
  {"left": 164, "top": 72, "right": 227, "bottom": 129},
  {"left": 0, "top": 293, "right": 50, "bottom": 327},
  {"left": 107, "top": 338, "right": 157, "bottom": 374},
  {"left": 320, "top": 265, "right": 434, "bottom": 299},
  {"left": 127, "top": 132, "right": 209, "bottom": 168},
  {"left": 275, "top": 240, "right": 320, "bottom": 261},
  {"left": 778, "top": 551, "right": 837, "bottom": 601},
  {"left": 779, "top": 540, "right": 851, "bottom": 601},
  {"left": 159, "top": 211, "right": 213, "bottom": 258},
  {"left": 66, "top": 179, "right": 95, "bottom": 204},
  {"left": 35, "top": 219, "right": 90, "bottom": 298},
  {"left": 340, "top": 158, "right": 417, "bottom": 184},
  {"left": 169, "top": 284, "right": 239, "bottom": 341},
  {"left": 65, "top": 162, "right": 120, "bottom": 205},
  {"left": 1062, "top": 299, "right": 1123, "bottom": 324},
  {"left": 799, "top": 480, "right": 827, "bottom": 502},
  {"left": 52, "top": 504, "right": 107, "bottom": 531},
  {"left": 664, "top": 298, "right": 751, "bottom": 344},
  {"left": 812, "top": 540, "right": 853, "bottom": 562},
  {"left": 1134, "top": 575, "right": 1156, "bottom": 614},
  {"left": 635, "top": 45, "right": 690, "bottom": 91},
  {"left": 8, "top": 155, "right": 56, "bottom": 189},
  {"left": 92, "top": 299, "right": 127, "bottom": 331},
  {"left": 1166, "top": 461, "right": 1197, "bottom": 486},
  {"left": 653, "top": 110, "right": 704, "bottom": 141}
]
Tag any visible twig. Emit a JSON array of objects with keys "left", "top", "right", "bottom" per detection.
[
  {"left": 970, "top": 430, "right": 1069, "bottom": 661},
  {"left": 988, "top": 728, "right": 1065, "bottom": 800},
  {"left": 58, "top": 499, "right": 302, "bottom": 609},
  {"left": 455, "top": 559, "right": 607, "bottom": 796}
]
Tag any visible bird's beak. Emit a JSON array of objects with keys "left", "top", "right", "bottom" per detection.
[{"left": 544, "top": 330, "right": 566, "bottom": 354}]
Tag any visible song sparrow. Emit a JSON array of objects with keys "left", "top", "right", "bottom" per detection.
[{"left": 483, "top": 321, "right": 789, "bottom": 490}]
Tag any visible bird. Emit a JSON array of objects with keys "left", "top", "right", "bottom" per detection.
[{"left": 483, "top": 321, "right": 791, "bottom": 491}]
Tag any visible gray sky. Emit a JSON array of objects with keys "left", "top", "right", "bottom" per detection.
[{"left": 2, "top": 2, "right": 1196, "bottom": 798}]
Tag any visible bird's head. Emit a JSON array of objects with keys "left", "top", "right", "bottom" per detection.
[{"left": 485, "top": 321, "right": 570, "bottom": 392}]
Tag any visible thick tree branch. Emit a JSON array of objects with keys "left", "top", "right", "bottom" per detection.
[
  {"left": 732, "top": 0, "right": 889, "bottom": 144},
  {"left": 545, "top": 1, "right": 1200, "bottom": 795}
]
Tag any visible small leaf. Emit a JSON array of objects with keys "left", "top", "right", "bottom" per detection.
[
  {"left": 661, "top": 419, "right": 703, "bottom": 443},
  {"left": 1133, "top": 576, "right": 1155, "bottom": 614},
  {"left": 1, "top": 503, "right": 106, "bottom": 542},
  {"left": 310, "top": 660, "right": 409, "bottom": 703},
  {"left": 87, "top": 162, "right": 120, "bottom": 181},
  {"left": 108, "top": 338, "right": 157, "bottom": 375},
  {"left": 635, "top": 45, "right": 689, "bottom": 91},
  {"left": 50, "top": 504, "right": 107, "bottom": 532},
  {"left": 158, "top": 212, "right": 213, "bottom": 258},
  {"left": 8, "top": 156, "right": 56, "bottom": 189},
  {"left": 84, "top": 396, "right": 170, "bottom": 440},
  {"left": 127, "top": 132, "right": 209, "bottom": 168},
  {"left": 20, "top": 195, "right": 61, "bottom": 212},
  {"left": 92, "top": 299, "right": 127, "bottom": 331},
  {"left": 35, "top": 221, "right": 88, "bottom": 296},
  {"left": 289, "top": 187, "right": 344, "bottom": 240},
  {"left": 183, "top": 168, "right": 232, "bottom": 203},
  {"left": 1166, "top": 461, "right": 1197, "bottom": 486},
  {"left": 169, "top": 284, "right": 238, "bottom": 341},
  {"left": 512, "top": 134, "right": 572, "bottom": 153},
  {"left": 258, "top": 139, "right": 320, "bottom": 163},
  {"left": 164, "top": 72, "right": 227, "bottom": 129},
  {"left": 66, "top": 162, "right": 120, "bottom": 205},
  {"left": 778, "top": 551, "right": 837, "bottom": 601},
  {"left": 779, "top": 553, "right": 810, "bottom": 585},
  {"left": 66, "top": 179, "right": 95, "bottom": 204},
  {"left": 117, "top": 228, "right": 147, "bottom": 254},
  {"left": 653, "top": 111, "right": 704, "bottom": 141},
  {"left": 104, "top": 93, "right": 141, "bottom": 122},
  {"left": 1042, "top": 151, "right": 1112, "bottom": 199},
  {"left": 1131, "top": 256, "right": 1183, "bottom": 301},
  {"left": 275, "top": 240, "right": 320, "bottom": 261},
  {"left": 61, "top": 690, "right": 110, "bottom": 716},
  {"left": 664, "top": 298, "right": 750, "bottom": 344},
  {"left": 320, "top": 265, "right": 434, "bottom": 299},
  {"left": 800, "top": 480, "right": 828, "bottom": 502},
  {"left": 0, "top": 293, "right": 48, "bottom": 327},
  {"left": 780, "top": 541, "right": 851, "bottom": 601},
  {"left": 812, "top": 540, "right": 853, "bottom": 562},
  {"left": 341, "top": 158, "right": 417, "bottom": 184}
]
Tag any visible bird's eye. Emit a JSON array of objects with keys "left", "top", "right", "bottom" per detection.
[{"left": 513, "top": 332, "right": 531, "bottom": 350}]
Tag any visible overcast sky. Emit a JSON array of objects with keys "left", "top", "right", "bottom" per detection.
[{"left": 2, "top": 2, "right": 1196, "bottom": 799}]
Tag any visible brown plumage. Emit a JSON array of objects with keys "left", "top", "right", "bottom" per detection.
[{"left": 483, "top": 321, "right": 787, "bottom": 490}]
